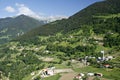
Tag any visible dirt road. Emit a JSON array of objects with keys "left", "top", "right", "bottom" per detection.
[{"left": 59, "top": 72, "right": 77, "bottom": 80}]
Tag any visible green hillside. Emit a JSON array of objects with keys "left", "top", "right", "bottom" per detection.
[
  {"left": 0, "top": 15, "right": 45, "bottom": 44},
  {"left": 16, "top": 0, "right": 120, "bottom": 40},
  {"left": 0, "top": 13, "right": 119, "bottom": 80},
  {"left": 0, "top": 0, "right": 120, "bottom": 80}
]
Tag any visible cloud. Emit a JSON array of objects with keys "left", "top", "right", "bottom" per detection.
[
  {"left": 46, "top": 15, "right": 68, "bottom": 22},
  {"left": 4, "top": 3, "right": 68, "bottom": 22},
  {"left": 16, "top": 3, "right": 39, "bottom": 17},
  {"left": 5, "top": 6, "right": 15, "bottom": 13},
  {"left": 15, "top": 3, "right": 68, "bottom": 22}
]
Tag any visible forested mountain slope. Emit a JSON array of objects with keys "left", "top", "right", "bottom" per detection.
[
  {"left": 17, "top": 0, "right": 120, "bottom": 40},
  {"left": 0, "top": 15, "right": 45, "bottom": 44}
]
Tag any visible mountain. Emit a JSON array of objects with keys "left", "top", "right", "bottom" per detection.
[
  {"left": 0, "top": 14, "right": 45, "bottom": 44},
  {"left": 16, "top": 0, "right": 120, "bottom": 40},
  {"left": 1, "top": 14, "right": 120, "bottom": 80},
  {"left": 0, "top": 0, "right": 120, "bottom": 80}
]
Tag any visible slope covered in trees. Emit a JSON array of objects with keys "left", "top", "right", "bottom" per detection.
[
  {"left": 16, "top": 0, "right": 120, "bottom": 40},
  {"left": 0, "top": 15, "right": 45, "bottom": 44}
]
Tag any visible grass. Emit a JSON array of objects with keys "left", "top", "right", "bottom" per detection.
[
  {"left": 0, "top": 35, "right": 9, "bottom": 39},
  {"left": 94, "top": 13, "right": 120, "bottom": 19},
  {"left": 22, "top": 70, "right": 40, "bottom": 80},
  {"left": 43, "top": 74, "right": 61, "bottom": 80},
  {"left": 95, "top": 45, "right": 111, "bottom": 53},
  {"left": 54, "top": 64, "right": 71, "bottom": 69},
  {"left": 58, "top": 41, "right": 70, "bottom": 47},
  {"left": 22, "top": 75, "right": 33, "bottom": 80},
  {"left": 73, "top": 66, "right": 120, "bottom": 80}
]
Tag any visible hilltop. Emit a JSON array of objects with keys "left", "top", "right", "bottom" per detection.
[{"left": 0, "top": 14, "right": 45, "bottom": 44}]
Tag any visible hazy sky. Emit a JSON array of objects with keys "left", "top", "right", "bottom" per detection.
[{"left": 0, "top": 0, "right": 102, "bottom": 19}]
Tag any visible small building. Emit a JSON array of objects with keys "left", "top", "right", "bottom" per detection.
[
  {"left": 104, "top": 64, "right": 110, "bottom": 68},
  {"left": 105, "top": 56, "right": 114, "bottom": 61},
  {"left": 74, "top": 74, "right": 82, "bottom": 80},
  {"left": 94, "top": 73, "right": 103, "bottom": 77},
  {"left": 87, "top": 73, "right": 94, "bottom": 76},
  {"left": 41, "top": 67, "right": 55, "bottom": 77}
]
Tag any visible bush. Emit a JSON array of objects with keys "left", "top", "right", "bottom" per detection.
[
  {"left": 67, "top": 61, "right": 71, "bottom": 66},
  {"left": 34, "top": 76, "right": 41, "bottom": 80}
]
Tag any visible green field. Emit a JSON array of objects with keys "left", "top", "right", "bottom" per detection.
[
  {"left": 43, "top": 74, "right": 61, "bottom": 80},
  {"left": 73, "top": 66, "right": 120, "bottom": 80}
]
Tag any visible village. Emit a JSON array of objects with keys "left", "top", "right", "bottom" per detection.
[
  {"left": 26, "top": 53, "right": 115, "bottom": 80},
  {"left": 0, "top": 46, "right": 116, "bottom": 80}
]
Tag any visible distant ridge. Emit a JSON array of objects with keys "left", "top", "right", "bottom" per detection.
[
  {"left": 0, "top": 14, "right": 45, "bottom": 44},
  {"left": 16, "top": 0, "right": 120, "bottom": 40}
]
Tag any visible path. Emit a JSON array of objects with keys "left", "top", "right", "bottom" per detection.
[
  {"left": 54, "top": 69, "right": 74, "bottom": 73},
  {"left": 56, "top": 69, "right": 77, "bottom": 80},
  {"left": 59, "top": 72, "right": 77, "bottom": 80},
  {"left": 31, "top": 70, "right": 41, "bottom": 80}
]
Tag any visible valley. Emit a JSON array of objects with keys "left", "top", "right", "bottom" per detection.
[{"left": 0, "top": 0, "right": 120, "bottom": 80}]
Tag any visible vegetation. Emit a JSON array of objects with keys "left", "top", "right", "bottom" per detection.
[
  {"left": 73, "top": 66, "right": 120, "bottom": 80},
  {"left": 43, "top": 74, "right": 61, "bottom": 80},
  {"left": 16, "top": 0, "right": 120, "bottom": 40},
  {"left": 0, "top": 0, "right": 120, "bottom": 80},
  {"left": 0, "top": 15, "right": 45, "bottom": 44}
]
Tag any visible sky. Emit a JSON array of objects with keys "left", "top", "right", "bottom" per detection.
[{"left": 0, "top": 0, "right": 102, "bottom": 21}]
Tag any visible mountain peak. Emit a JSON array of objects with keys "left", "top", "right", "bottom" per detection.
[
  {"left": 15, "top": 14, "right": 31, "bottom": 18},
  {"left": 18, "top": 14, "right": 27, "bottom": 17}
]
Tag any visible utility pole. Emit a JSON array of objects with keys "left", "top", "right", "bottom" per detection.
[{"left": 101, "top": 50, "right": 105, "bottom": 61}]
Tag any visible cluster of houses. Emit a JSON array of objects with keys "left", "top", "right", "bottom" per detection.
[
  {"left": 74, "top": 72, "right": 103, "bottom": 80},
  {"left": 79, "top": 55, "right": 114, "bottom": 64},
  {"left": 97, "top": 56, "right": 114, "bottom": 62}
]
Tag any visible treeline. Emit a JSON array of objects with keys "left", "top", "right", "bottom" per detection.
[
  {"left": 104, "top": 33, "right": 120, "bottom": 47},
  {"left": 92, "top": 17, "right": 120, "bottom": 34},
  {"left": 46, "top": 44, "right": 97, "bottom": 57}
]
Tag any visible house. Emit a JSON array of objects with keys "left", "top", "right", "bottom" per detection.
[
  {"left": 104, "top": 64, "right": 110, "bottom": 68},
  {"left": 103, "top": 64, "right": 113, "bottom": 68},
  {"left": 105, "top": 56, "right": 114, "bottom": 61},
  {"left": 74, "top": 73, "right": 84, "bottom": 80},
  {"left": 47, "top": 68, "right": 54, "bottom": 75},
  {"left": 41, "top": 67, "right": 55, "bottom": 77},
  {"left": 80, "top": 73, "right": 85, "bottom": 77},
  {"left": 94, "top": 73, "right": 103, "bottom": 77},
  {"left": 87, "top": 73, "right": 94, "bottom": 76},
  {"left": 74, "top": 74, "right": 82, "bottom": 80}
]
